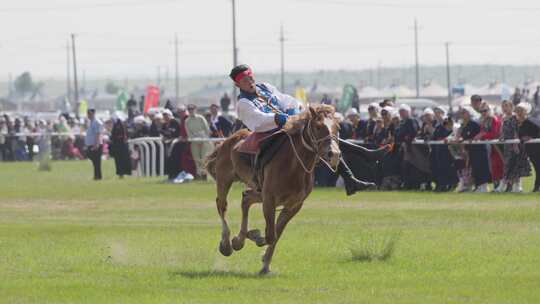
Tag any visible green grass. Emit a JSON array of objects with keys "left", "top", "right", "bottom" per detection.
[{"left": 1, "top": 160, "right": 539, "bottom": 303}]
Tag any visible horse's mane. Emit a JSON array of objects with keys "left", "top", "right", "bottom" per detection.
[{"left": 283, "top": 104, "right": 335, "bottom": 135}]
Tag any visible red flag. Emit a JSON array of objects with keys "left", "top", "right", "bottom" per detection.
[{"left": 144, "top": 85, "right": 160, "bottom": 113}]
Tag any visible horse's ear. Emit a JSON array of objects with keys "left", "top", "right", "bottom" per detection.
[{"left": 308, "top": 106, "right": 317, "bottom": 118}]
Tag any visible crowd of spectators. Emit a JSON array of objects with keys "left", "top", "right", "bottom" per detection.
[
  {"left": 0, "top": 113, "right": 86, "bottom": 162},
  {"left": 2, "top": 92, "right": 539, "bottom": 192},
  {"left": 316, "top": 95, "right": 540, "bottom": 193}
]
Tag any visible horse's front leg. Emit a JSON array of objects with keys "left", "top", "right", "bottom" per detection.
[
  {"left": 260, "top": 203, "right": 303, "bottom": 275},
  {"left": 216, "top": 179, "right": 234, "bottom": 257},
  {"left": 232, "top": 189, "right": 261, "bottom": 251}
]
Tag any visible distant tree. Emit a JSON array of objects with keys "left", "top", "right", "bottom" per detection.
[
  {"left": 14, "top": 72, "right": 35, "bottom": 97},
  {"left": 105, "top": 80, "right": 120, "bottom": 95}
]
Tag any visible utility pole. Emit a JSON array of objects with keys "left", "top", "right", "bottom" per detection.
[
  {"left": 232, "top": 0, "right": 239, "bottom": 105},
  {"left": 82, "top": 69, "right": 86, "bottom": 91},
  {"left": 414, "top": 18, "right": 420, "bottom": 98},
  {"left": 66, "top": 41, "right": 72, "bottom": 103},
  {"left": 280, "top": 23, "right": 285, "bottom": 92},
  {"left": 157, "top": 66, "right": 161, "bottom": 86},
  {"left": 174, "top": 33, "right": 180, "bottom": 103},
  {"left": 71, "top": 33, "right": 80, "bottom": 115},
  {"left": 445, "top": 42, "right": 452, "bottom": 114},
  {"left": 8, "top": 73, "right": 12, "bottom": 97},
  {"left": 376, "top": 61, "right": 382, "bottom": 95}
]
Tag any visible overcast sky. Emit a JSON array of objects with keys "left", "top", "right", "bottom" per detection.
[{"left": 2, "top": 0, "right": 540, "bottom": 80}]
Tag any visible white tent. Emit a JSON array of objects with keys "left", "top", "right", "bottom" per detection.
[
  {"left": 358, "top": 86, "right": 380, "bottom": 98},
  {"left": 380, "top": 85, "right": 415, "bottom": 98},
  {"left": 477, "top": 82, "right": 513, "bottom": 97},
  {"left": 421, "top": 82, "right": 447, "bottom": 97}
]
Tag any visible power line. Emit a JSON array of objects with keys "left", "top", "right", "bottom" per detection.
[
  {"left": 291, "top": 0, "right": 540, "bottom": 12},
  {"left": 0, "top": 0, "right": 178, "bottom": 13}
]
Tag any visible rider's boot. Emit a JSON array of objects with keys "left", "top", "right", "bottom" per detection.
[{"left": 338, "top": 158, "right": 376, "bottom": 196}]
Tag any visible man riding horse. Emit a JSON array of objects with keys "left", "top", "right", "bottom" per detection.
[{"left": 230, "top": 64, "right": 384, "bottom": 195}]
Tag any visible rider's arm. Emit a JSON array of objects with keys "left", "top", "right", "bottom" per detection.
[
  {"left": 262, "top": 82, "right": 300, "bottom": 113},
  {"left": 237, "top": 98, "right": 281, "bottom": 132}
]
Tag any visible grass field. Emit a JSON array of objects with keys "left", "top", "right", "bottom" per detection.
[{"left": 1, "top": 160, "right": 540, "bottom": 303}]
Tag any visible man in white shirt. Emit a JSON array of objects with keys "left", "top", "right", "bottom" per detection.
[
  {"left": 230, "top": 64, "right": 378, "bottom": 195},
  {"left": 85, "top": 109, "right": 103, "bottom": 180}
]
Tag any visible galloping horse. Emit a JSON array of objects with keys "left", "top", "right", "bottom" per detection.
[{"left": 205, "top": 104, "right": 341, "bottom": 274}]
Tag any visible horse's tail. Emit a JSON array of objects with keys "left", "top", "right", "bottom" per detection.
[
  {"left": 204, "top": 129, "right": 250, "bottom": 180},
  {"left": 204, "top": 146, "right": 220, "bottom": 180}
]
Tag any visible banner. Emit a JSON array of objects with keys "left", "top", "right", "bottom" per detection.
[
  {"left": 78, "top": 99, "right": 88, "bottom": 117},
  {"left": 144, "top": 85, "right": 160, "bottom": 113},
  {"left": 116, "top": 90, "right": 129, "bottom": 112},
  {"left": 295, "top": 87, "right": 308, "bottom": 108},
  {"left": 337, "top": 84, "right": 356, "bottom": 113}
]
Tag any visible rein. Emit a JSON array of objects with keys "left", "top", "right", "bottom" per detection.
[{"left": 286, "top": 118, "right": 337, "bottom": 174}]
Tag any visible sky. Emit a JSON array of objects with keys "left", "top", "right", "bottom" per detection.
[{"left": 2, "top": 0, "right": 540, "bottom": 81}]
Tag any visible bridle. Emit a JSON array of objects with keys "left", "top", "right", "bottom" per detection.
[{"left": 286, "top": 116, "right": 339, "bottom": 174}]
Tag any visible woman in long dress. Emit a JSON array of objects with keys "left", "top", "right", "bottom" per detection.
[
  {"left": 516, "top": 102, "right": 540, "bottom": 192},
  {"left": 110, "top": 118, "right": 132, "bottom": 178},
  {"left": 496, "top": 100, "right": 531, "bottom": 192}
]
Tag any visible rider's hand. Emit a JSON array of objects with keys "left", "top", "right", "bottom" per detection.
[{"left": 274, "top": 113, "right": 289, "bottom": 128}]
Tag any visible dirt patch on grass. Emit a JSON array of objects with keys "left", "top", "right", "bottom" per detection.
[
  {"left": 108, "top": 241, "right": 130, "bottom": 265},
  {"left": 0, "top": 199, "right": 99, "bottom": 211}
]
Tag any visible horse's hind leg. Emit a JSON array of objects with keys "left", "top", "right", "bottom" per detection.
[
  {"left": 216, "top": 178, "right": 234, "bottom": 257},
  {"left": 260, "top": 203, "right": 303, "bottom": 275},
  {"left": 232, "top": 190, "right": 261, "bottom": 251}
]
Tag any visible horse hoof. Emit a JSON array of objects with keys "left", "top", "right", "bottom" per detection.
[
  {"left": 255, "top": 237, "right": 266, "bottom": 247},
  {"left": 246, "top": 229, "right": 262, "bottom": 240},
  {"left": 259, "top": 267, "right": 271, "bottom": 276},
  {"left": 219, "top": 241, "right": 233, "bottom": 257},
  {"left": 231, "top": 236, "right": 245, "bottom": 251}
]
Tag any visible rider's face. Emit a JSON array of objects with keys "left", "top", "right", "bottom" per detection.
[{"left": 235, "top": 76, "right": 256, "bottom": 93}]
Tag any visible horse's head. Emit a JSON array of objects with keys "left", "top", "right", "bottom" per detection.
[{"left": 306, "top": 105, "right": 341, "bottom": 171}]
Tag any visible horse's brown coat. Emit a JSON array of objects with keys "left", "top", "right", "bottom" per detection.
[{"left": 205, "top": 105, "right": 340, "bottom": 274}]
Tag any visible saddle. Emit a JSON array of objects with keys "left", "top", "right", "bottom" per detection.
[{"left": 234, "top": 130, "right": 288, "bottom": 190}]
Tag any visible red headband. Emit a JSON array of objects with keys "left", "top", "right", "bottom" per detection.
[{"left": 234, "top": 68, "right": 253, "bottom": 83}]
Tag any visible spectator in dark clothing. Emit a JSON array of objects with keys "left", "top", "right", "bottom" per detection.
[
  {"left": 161, "top": 109, "right": 183, "bottom": 181},
  {"left": 127, "top": 94, "right": 138, "bottom": 117},
  {"left": 24, "top": 119, "right": 36, "bottom": 161},
  {"left": 534, "top": 86, "right": 540, "bottom": 111},
  {"left": 209, "top": 104, "right": 233, "bottom": 138},
  {"left": 431, "top": 118, "right": 458, "bottom": 192},
  {"left": 139, "top": 95, "right": 145, "bottom": 114},
  {"left": 149, "top": 113, "right": 163, "bottom": 137},
  {"left": 345, "top": 108, "right": 367, "bottom": 140},
  {"left": 164, "top": 99, "right": 175, "bottom": 112},
  {"left": 379, "top": 109, "right": 401, "bottom": 190},
  {"left": 364, "top": 103, "right": 379, "bottom": 146},
  {"left": 321, "top": 94, "right": 332, "bottom": 105},
  {"left": 220, "top": 93, "right": 231, "bottom": 113},
  {"left": 396, "top": 104, "right": 430, "bottom": 190},
  {"left": 512, "top": 88, "right": 522, "bottom": 106},
  {"left": 110, "top": 117, "right": 132, "bottom": 178},
  {"left": 132, "top": 116, "right": 150, "bottom": 138},
  {"left": 460, "top": 107, "right": 491, "bottom": 192},
  {"left": 470, "top": 95, "right": 483, "bottom": 113},
  {"left": 516, "top": 102, "right": 540, "bottom": 192},
  {"left": 338, "top": 117, "right": 354, "bottom": 140}
]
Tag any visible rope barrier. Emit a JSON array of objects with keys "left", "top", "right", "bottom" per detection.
[{"left": 6, "top": 132, "right": 540, "bottom": 145}]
